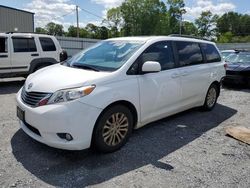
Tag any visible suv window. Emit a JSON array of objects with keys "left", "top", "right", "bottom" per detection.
[
  {"left": 175, "top": 41, "right": 203, "bottom": 66},
  {"left": 39, "top": 37, "right": 56, "bottom": 51},
  {"left": 12, "top": 37, "right": 37, "bottom": 52},
  {"left": 0, "top": 37, "right": 8, "bottom": 53},
  {"left": 141, "top": 41, "right": 175, "bottom": 71},
  {"left": 201, "top": 43, "right": 221, "bottom": 63}
]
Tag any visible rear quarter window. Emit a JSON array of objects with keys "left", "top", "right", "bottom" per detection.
[
  {"left": 201, "top": 43, "right": 221, "bottom": 63},
  {"left": 39, "top": 37, "right": 56, "bottom": 51}
]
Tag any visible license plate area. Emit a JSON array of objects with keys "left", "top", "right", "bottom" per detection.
[{"left": 17, "top": 106, "right": 25, "bottom": 122}]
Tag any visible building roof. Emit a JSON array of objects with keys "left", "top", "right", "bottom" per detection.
[{"left": 0, "top": 5, "right": 34, "bottom": 15}]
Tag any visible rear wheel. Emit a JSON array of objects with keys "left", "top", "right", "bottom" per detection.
[
  {"left": 202, "top": 84, "right": 219, "bottom": 111},
  {"left": 92, "top": 105, "right": 133, "bottom": 153}
]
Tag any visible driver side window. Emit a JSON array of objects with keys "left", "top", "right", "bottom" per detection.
[{"left": 141, "top": 41, "right": 175, "bottom": 71}]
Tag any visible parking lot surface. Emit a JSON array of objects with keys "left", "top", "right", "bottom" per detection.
[{"left": 0, "top": 79, "right": 249, "bottom": 188}]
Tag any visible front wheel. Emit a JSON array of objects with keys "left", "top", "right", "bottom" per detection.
[
  {"left": 92, "top": 105, "right": 133, "bottom": 153},
  {"left": 202, "top": 84, "right": 219, "bottom": 111}
]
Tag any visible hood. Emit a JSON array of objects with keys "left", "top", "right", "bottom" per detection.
[
  {"left": 25, "top": 64, "right": 111, "bottom": 93},
  {"left": 227, "top": 62, "right": 250, "bottom": 71}
]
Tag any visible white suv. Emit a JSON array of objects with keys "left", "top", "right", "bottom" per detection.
[
  {"left": 0, "top": 32, "right": 67, "bottom": 78},
  {"left": 16, "top": 36, "right": 225, "bottom": 152}
]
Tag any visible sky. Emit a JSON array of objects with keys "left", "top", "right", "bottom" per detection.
[{"left": 0, "top": 0, "right": 249, "bottom": 30}]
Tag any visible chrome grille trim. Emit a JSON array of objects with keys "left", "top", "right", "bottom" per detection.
[{"left": 21, "top": 88, "right": 51, "bottom": 107}]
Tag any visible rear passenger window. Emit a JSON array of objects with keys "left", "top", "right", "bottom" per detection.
[
  {"left": 39, "top": 37, "right": 56, "bottom": 51},
  {"left": 201, "top": 43, "right": 221, "bottom": 63},
  {"left": 141, "top": 41, "right": 175, "bottom": 71},
  {"left": 12, "top": 37, "right": 37, "bottom": 52},
  {"left": 0, "top": 37, "right": 7, "bottom": 53},
  {"left": 176, "top": 41, "right": 203, "bottom": 66}
]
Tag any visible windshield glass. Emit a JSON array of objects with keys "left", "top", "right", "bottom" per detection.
[
  {"left": 225, "top": 53, "right": 250, "bottom": 64},
  {"left": 66, "top": 40, "right": 144, "bottom": 72}
]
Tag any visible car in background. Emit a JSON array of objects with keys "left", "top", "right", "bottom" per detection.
[
  {"left": 223, "top": 51, "right": 250, "bottom": 87},
  {"left": 0, "top": 32, "right": 67, "bottom": 78},
  {"left": 221, "top": 50, "right": 236, "bottom": 60}
]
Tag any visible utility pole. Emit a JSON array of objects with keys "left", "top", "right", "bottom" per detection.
[
  {"left": 76, "top": 5, "right": 79, "bottom": 38},
  {"left": 179, "top": 14, "right": 182, "bottom": 35}
]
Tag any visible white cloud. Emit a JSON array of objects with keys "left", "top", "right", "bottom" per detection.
[
  {"left": 185, "top": 0, "right": 236, "bottom": 19},
  {"left": 91, "top": 0, "right": 124, "bottom": 8},
  {"left": 25, "top": 0, "right": 76, "bottom": 28}
]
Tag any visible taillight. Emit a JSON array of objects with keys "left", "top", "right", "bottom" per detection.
[{"left": 224, "top": 63, "right": 228, "bottom": 69}]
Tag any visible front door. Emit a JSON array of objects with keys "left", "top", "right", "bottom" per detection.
[
  {"left": 0, "top": 36, "right": 11, "bottom": 74},
  {"left": 137, "top": 41, "right": 182, "bottom": 124}
]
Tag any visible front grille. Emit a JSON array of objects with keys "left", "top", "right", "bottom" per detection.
[{"left": 21, "top": 88, "right": 51, "bottom": 107}]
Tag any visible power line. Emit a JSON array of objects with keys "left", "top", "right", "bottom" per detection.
[{"left": 78, "top": 6, "right": 104, "bottom": 20}]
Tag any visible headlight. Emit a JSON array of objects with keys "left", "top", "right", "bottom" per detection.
[{"left": 47, "top": 85, "right": 96, "bottom": 105}]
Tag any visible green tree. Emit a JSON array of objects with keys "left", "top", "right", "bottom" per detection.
[
  {"left": 45, "top": 22, "right": 64, "bottom": 36},
  {"left": 167, "top": 0, "right": 186, "bottom": 34},
  {"left": 217, "top": 12, "right": 241, "bottom": 36},
  {"left": 120, "top": 0, "right": 168, "bottom": 36},
  {"left": 35, "top": 27, "right": 47, "bottom": 34},
  {"left": 182, "top": 21, "right": 198, "bottom": 35},
  {"left": 105, "top": 7, "right": 122, "bottom": 37},
  {"left": 195, "top": 11, "right": 218, "bottom": 38}
]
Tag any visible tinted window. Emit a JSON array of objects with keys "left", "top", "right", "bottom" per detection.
[
  {"left": 0, "top": 37, "right": 7, "bottom": 53},
  {"left": 12, "top": 37, "right": 37, "bottom": 52},
  {"left": 201, "top": 43, "right": 221, "bottom": 63},
  {"left": 141, "top": 41, "right": 175, "bottom": 70},
  {"left": 39, "top": 37, "right": 56, "bottom": 51},
  {"left": 176, "top": 41, "right": 203, "bottom": 66}
]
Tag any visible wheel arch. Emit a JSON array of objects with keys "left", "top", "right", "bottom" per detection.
[
  {"left": 210, "top": 80, "right": 221, "bottom": 97},
  {"left": 91, "top": 100, "right": 138, "bottom": 146},
  {"left": 29, "top": 58, "right": 58, "bottom": 73}
]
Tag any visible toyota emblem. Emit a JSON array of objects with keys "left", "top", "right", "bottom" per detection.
[{"left": 28, "top": 83, "right": 33, "bottom": 90}]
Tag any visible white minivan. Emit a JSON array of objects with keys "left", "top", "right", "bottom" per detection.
[{"left": 16, "top": 36, "right": 225, "bottom": 152}]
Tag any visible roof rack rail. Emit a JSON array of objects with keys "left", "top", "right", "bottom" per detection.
[
  {"left": 5, "top": 31, "right": 36, "bottom": 34},
  {"left": 168, "top": 34, "right": 211, "bottom": 41}
]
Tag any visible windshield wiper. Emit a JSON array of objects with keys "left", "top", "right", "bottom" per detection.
[{"left": 72, "top": 63, "right": 100, "bottom": 72}]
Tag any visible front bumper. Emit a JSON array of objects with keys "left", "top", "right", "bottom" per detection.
[{"left": 16, "top": 89, "right": 103, "bottom": 150}]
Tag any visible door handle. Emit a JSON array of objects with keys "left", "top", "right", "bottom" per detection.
[
  {"left": 31, "top": 53, "right": 39, "bottom": 57},
  {"left": 0, "top": 55, "right": 8, "bottom": 58},
  {"left": 171, "top": 73, "right": 180, "bottom": 78}
]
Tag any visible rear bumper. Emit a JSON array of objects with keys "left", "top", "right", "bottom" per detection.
[{"left": 222, "top": 75, "right": 249, "bottom": 85}]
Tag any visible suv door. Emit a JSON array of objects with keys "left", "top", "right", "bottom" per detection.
[
  {"left": 174, "top": 41, "right": 210, "bottom": 106},
  {"left": 137, "top": 41, "right": 182, "bottom": 124},
  {"left": 0, "top": 36, "right": 11, "bottom": 74},
  {"left": 11, "top": 36, "right": 38, "bottom": 73}
]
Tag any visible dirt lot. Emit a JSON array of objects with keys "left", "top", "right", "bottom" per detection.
[{"left": 0, "top": 78, "right": 249, "bottom": 188}]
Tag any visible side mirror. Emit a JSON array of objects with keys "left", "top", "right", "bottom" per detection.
[
  {"left": 60, "top": 50, "right": 68, "bottom": 62},
  {"left": 142, "top": 61, "right": 161, "bottom": 73}
]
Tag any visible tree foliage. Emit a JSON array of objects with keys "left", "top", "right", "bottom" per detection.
[
  {"left": 34, "top": 1, "right": 250, "bottom": 43},
  {"left": 195, "top": 11, "right": 218, "bottom": 38}
]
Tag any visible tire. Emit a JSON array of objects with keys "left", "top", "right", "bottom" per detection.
[
  {"left": 92, "top": 105, "right": 133, "bottom": 153},
  {"left": 202, "top": 84, "right": 219, "bottom": 111}
]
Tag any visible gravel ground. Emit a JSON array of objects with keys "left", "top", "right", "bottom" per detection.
[{"left": 0, "top": 78, "right": 249, "bottom": 188}]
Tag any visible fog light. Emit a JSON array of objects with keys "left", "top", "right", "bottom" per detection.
[
  {"left": 65, "top": 133, "right": 73, "bottom": 141},
  {"left": 57, "top": 133, "right": 73, "bottom": 141}
]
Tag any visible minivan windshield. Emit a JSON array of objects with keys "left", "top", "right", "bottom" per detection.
[{"left": 65, "top": 40, "right": 144, "bottom": 72}]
